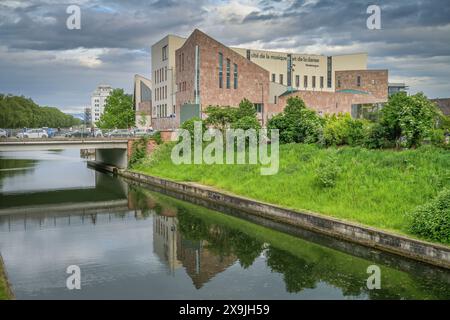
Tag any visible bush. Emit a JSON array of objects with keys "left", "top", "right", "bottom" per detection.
[
  {"left": 364, "top": 123, "right": 394, "bottom": 149},
  {"left": 380, "top": 92, "right": 440, "bottom": 148},
  {"left": 204, "top": 106, "right": 236, "bottom": 132},
  {"left": 408, "top": 189, "right": 450, "bottom": 243},
  {"left": 322, "top": 113, "right": 366, "bottom": 147},
  {"left": 129, "top": 137, "right": 148, "bottom": 167},
  {"left": 268, "top": 97, "right": 323, "bottom": 144},
  {"left": 180, "top": 117, "right": 206, "bottom": 140},
  {"left": 232, "top": 116, "right": 261, "bottom": 131},
  {"left": 427, "top": 129, "right": 446, "bottom": 148},
  {"left": 315, "top": 156, "right": 340, "bottom": 188}
]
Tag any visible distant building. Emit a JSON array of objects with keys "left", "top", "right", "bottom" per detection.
[
  {"left": 91, "top": 84, "right": 113, "bottom": 126},
  {"left": 84, "top": 107, "right": 91, "bottom": 125},
  {"left": 133, "top": 75, "right": 152, "bottom": 129},
  {"left": 431, "top": 98, "right": 450, "bottom": 116},
  {"left": 388, "top": 83, "right": 409, "bottom": 96}
]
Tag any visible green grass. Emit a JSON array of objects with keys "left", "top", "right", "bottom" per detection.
[
  {"left": 0, "top": 258, "right": 12, "bottom": 300},
  {"left": 133, "top": 143, "right": 450, "bottom": 240}
]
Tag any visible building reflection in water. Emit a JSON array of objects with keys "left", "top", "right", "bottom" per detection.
[{"left": 152, "top": 213, "right": 237, "bottom": 289}]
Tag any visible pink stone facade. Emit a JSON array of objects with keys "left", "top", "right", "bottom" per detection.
[
  {"left": 175, "top": 29, "right": 274, "bottom": 126},
  {"left": 279, "top": 70, "right": 388, "bottom": 116}
]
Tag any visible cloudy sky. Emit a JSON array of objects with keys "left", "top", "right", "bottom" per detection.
[{"left": 0, "top": 0, "right": 449, "bottom": 113}]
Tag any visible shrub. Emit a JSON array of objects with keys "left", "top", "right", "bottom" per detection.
[
  {"left": 315, "top": 156, "right": 340, "bottom": 188},
  {"left": 232, "top": 116, "right": 261, "bottom": 131},
  {"left": 151, "top": 131, "right": 163, "bottom": 145},
  {"left": 129, "top": 137, "right": 148, "bottom": 167},
  {"left": 380, "top": 92, "right": 440, "bottom": 148},
  {"left": 180, "top": 117, "right": 206, "bottom": 141},
  {"left": 427, "top": 129, "right": 446, "bottom": 148},
  {"left": 204, "top": 106, "right": 236, "bottom": 132},
  {"left": 408, "top": 189, "right": 450, "bottom": 243},
  {"left": 268, "top": 97, "right": 323, "bottom": 144},
  {"left": 322, "top": 113, "right": 366, "bottom": 147},
  {"left": 364, "top": 123, "right": 389, "bottom": 149},
  {"left": 235, "top": 98, "right": 257, "bottom": 119}
]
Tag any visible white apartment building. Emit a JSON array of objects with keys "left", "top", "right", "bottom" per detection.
[{"left": 91, "top": 84, "right": 113, "bottom": 126}]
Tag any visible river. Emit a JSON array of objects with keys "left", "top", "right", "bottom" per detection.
[{"left": 0, "top": 149, "right": 449, "bottom": 300}]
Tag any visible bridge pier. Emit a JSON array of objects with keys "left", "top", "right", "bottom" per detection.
[{"left": 95, "top": 148, "right": 128, "bottom": 169}]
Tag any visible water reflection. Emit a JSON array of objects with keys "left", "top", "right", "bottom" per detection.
[{"left": 0, "top": 151, "right": 450, "bottom": 300}]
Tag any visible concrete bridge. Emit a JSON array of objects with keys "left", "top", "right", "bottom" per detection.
[{"left": 0, "top": 139, "right": 130, "bottom": 169}]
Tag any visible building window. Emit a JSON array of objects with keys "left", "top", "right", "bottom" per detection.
[
  {"left": 280, "top": 74, "right": 284, "bottom": 85},
  {"left": 304, "top": 75, "right": 308, "bottom": 88},
  {"left": 327, "top": 56, "right": 332, "bottom": 88},
  {"left": 274, "top": 96, "right": 277, "bottom": 104},
  {"left": 234, "top": 63, "right": 238, "bottom": 89},
  {"left": 165, "top": 67, "right": 167, "bottom": 82},
  {"left": 181, "top": 53, "right": 185, "bottom": 71},
  {"left": 337, "top": 77, "right": 341, "bottom": 88},
  {"left": 255, "top": 103, "right": 263, "bottom": 113},
  {"left": 219, "top": 52, "right": 223, "bottom": 88},
  {"left": 357, "top": 76, "right": 361, "bottom": 87},
  {"left": 272, "top": 74, "right": 276, "bottom": 82},
  {"left": 295, "top": 75, "right": 300, "bottom": 88},
  {"left": 320, "top": 76, "right": 324, "bottom": 89},
  {"left": 162, "top": 45, "right": 168, "bottom": 61},
  {"left": 226, "top": 59, "right": 231, "bottom": 89},
  {"left": 312, "top": 76, "right": 316, "bottom": 89},
  {"left": 287, "top": 54, "right": 292, "bottom": 87}
]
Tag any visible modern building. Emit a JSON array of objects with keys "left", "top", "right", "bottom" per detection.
[
  {"left": 151, "top": 35, "right": 186, "bottom": 130},
  {"left": 388, "top": 82, "right": 409, "bottom": 96},
  {"left": 150, "top": 29, "right": 390, "bottom": 130},
  {"left": 91, "top": 84, "right": 113, "bottom": 126},
  {"left": 133, "top": 75, "right": 152, "bottom": 129}
]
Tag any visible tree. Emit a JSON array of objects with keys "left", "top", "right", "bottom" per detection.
[
  {"left": 268, "top": 97, "right": 324, "bottom": 144},
  {"left": 138, "top": 111, "right": 148, "bottom": 128},
  {"left": 205, "top": 105, "right": 237, "bottom": 132},
  {"left": 0, "top": 94, "right": 80, "bottom": 128},
  {"left": 96, "top": 89, "right": 135, "bottom": 129},
  {"left": 236, "top": 98, "right": 257, "bottom": 119},
  {"left": 380, "top": 92, "right": 440, "bottom": 148}
]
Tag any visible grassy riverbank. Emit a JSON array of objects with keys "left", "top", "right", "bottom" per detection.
[
  {"left": 133, "top": 143, "right": 450, "bottom": 239},
  {"left": 0, "top": 256, "right": 12, "bottom": 300}
]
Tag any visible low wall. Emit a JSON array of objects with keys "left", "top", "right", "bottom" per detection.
[{"left": 120, "top": 170, "right": 450, "bottom": 269}]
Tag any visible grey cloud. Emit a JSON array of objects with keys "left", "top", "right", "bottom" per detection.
[{"left": 0, "top": 0, "right": 449, "bottom": 111}]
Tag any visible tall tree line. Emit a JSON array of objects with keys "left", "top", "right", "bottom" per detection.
[{"left": 0, "top": 94, "right": 81, "bottom": 128}]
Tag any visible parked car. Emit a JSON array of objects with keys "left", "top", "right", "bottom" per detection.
[
  {"left": 133, "top": 128, "right": 154, "bottom": 137},
  {"left": 0, "top": 129, "right": 7, "bottom": 139},
  {"left": 65, "top": 130, "right": 90, "bottom": 138},
  {"left": 16, "top": 129, "right": 48, "bottom": 139},
  {"left": 93, "top": 129, "right": 103, "bottom": 138},
  {"left": 42, "top": 127, "right": 55, "bottom": 138},
  {"left": 106, "top": 129, "right": 134, "bottom": 138}
]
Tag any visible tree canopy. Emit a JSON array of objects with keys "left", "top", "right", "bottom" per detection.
[
  {"left": 0, "top": 94, "right": 81, "bottom": 128},
  {"left": 96, "top": 89, "right": 135, "bottom": 129}
]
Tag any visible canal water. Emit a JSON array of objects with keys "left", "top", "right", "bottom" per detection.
[{"left": 0, "top": 149, "right": 449, "bottom": 300}]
